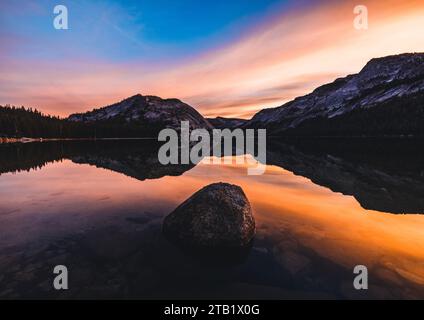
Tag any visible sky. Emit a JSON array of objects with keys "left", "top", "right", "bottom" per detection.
[{"left": 1, "top": 0, "right": 424, "bottom": 119}]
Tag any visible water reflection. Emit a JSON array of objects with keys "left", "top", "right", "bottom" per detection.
[
  {"left": 2, "top": 138, "right": 424, "bottom": 214},
  {"left": 0, "top": 140, "right": 194, "bottom": 180},
  {"left": 264, "top": 138, "right": 424, "bottom": 214},
  {"left": 0, "top": 139, "right": 423, "bottom": 299}
]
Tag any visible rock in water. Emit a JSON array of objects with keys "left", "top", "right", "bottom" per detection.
[{"left": 163, "top": 183, "right": 255, "bottom": 248}]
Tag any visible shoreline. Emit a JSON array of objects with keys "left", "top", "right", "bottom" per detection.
[
  {"left": 1, "top": 135, "right": 423, "bottom": 144},
  {"left": 0, "top": 137, "right": 158, "bottom": 144}
]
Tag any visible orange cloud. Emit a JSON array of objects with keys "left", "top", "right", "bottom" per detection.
[{"left": 1, "top": 0, "right": 423, "bottom": 118}]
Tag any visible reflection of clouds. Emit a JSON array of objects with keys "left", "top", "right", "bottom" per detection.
[{"left": 0, "top": 153, "right": 424, "bottom": 296}]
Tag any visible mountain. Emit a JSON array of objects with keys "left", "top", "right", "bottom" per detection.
[
  {"left": 206, "top": 117, "right": 247, "bottom": 129},
  {"left": 4, "top": 53, "right": 424, "bottom": 139},
  {"left": 68, "top": 94, "right": 212, "bottom": 136},
  {"left": 245, "top": 53, "right": 424, "bottom": 136},
  {"left": 1, "top": 94, "right": 212, "bottom": 139}
]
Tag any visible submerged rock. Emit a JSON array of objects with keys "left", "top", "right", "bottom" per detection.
[{"left": 163, "top": 183, "right": 255, "bottom": 248}]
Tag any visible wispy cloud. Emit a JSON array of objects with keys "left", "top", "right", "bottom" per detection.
[{"left": 1, "top": 0, "right": 423, "bottom": 118}]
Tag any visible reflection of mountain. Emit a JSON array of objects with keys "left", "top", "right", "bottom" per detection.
[
  {"left": 2, "top": 138, "right": 424, "bottom": 214},
  {"left": 0, "top": 140, "right": 194, "bottom": 181},
  {"left": 70, "top": 141, "right": 194, "bottom": 181},
  {"left": 264, "top": 139, "right": 424, "bottom": 214}
]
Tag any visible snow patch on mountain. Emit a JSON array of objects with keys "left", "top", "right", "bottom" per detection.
[
  {"left": 246, "top": 53, "right": 424, "bottom": 132},
  {"left": 68, "top": 94, "right": 213, "bottom": 131}
]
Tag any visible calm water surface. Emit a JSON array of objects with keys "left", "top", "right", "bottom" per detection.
[{"left": 0, "top": 139, "right": 423, "bottom": 299}]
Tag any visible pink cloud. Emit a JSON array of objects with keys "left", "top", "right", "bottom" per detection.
[{"left": 1, "top": 0, "right": 424, "bottom": 118}]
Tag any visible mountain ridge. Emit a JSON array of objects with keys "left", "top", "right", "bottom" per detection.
[
  {"left": 68, "top": 94, "right": 212, "bottom": 132},
  {"left": 2, "top": 52, "right": 424, "bottom": 138},
  {"left": 206, "top": 117, "right": 248, "bottom": 129},
  {"left": 244, "top": 52, "right": 424, "bottom": 136}
]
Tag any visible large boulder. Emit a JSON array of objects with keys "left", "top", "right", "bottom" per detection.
[{"left": 163, "top": 183, "right": 255, "bottom": 248}]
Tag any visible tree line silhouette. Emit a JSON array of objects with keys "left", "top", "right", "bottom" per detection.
[
  {"left": 0, "top": 105, "right": 162, "bottom": 138},
  {"left": 0, "top": 105, "right": 95, "bottom": 138},
  {"left": 2, "top": 92, "right": 424, "bottom": 139}
]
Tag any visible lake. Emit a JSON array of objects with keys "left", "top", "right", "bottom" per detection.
[{"left": 0, "top": 139, "right": 424, "bottom": 299}]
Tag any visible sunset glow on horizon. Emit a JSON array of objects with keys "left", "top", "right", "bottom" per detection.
[{"left": 1, "top": 0, "right": 424, "bottom": 119}]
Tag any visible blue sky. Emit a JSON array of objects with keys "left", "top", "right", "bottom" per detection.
[
  {"left": 1, "top": 0, "right": 422, "bottom": 118},
  {"left": 0, "top": 0, "right": 289, "bottom": 62}
]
